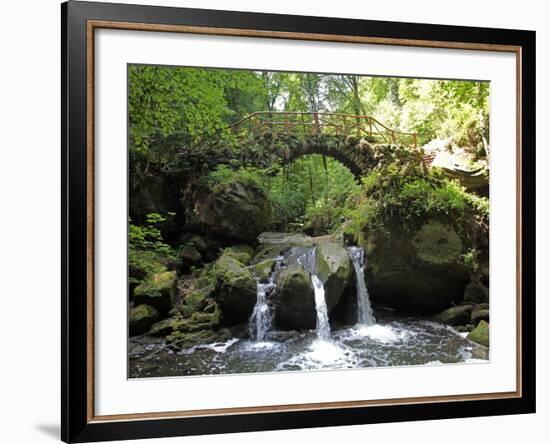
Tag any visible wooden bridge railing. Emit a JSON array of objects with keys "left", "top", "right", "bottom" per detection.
[{"left": 231, "top": 111, "right": 417, "bottom": 148}]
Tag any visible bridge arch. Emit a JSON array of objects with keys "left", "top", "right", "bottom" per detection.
[{"left": 231, "top": 111, "right": 418, "bottom": 180}]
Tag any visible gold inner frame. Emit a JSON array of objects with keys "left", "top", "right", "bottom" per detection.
[{"left": 86, "top": 19, "right": 523, "bottom": 423}]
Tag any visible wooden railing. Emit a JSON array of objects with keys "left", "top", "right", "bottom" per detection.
[{"left": 231, "top": 111, "right": 417, "bottom": 148}]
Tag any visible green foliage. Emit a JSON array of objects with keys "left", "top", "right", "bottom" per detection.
[
  {"left": 360, "top": 168, "right": 488, "bottom": 222},
  {"left": 129, "top": 213, "right": 175, "bottom": 257},
  {"left": 462, "top": 248, "right": 480, "bottom": 272},
  {"left": 203, "top": 165, "right": 267, "bottom": 193},
  {"left": 129, "top": 213, "right": 176, "bottom": 286}
]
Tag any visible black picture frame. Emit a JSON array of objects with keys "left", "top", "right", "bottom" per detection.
[{"left": 61, "top": 1, "right": 536, "bottom": 442}]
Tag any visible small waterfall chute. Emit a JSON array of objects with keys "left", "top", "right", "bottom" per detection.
[
  {"left": 248, "top": 257, "right": 283, "bottom": 341},
  {"left": 311, "top": 273, "right": 331, "bottom": 340},
  {"left": 298, "top": 248, "right": 331, "bottom": 340},
  {"left": 348, "top": 246, "right": 376, "bottom": 326}
]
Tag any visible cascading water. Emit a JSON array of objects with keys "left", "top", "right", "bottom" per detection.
[
  {"left": 248, "top": 257, "right": 283, "bottom": 341},
  {"left": 347, "top": 246, "right": 376, "bottom": 326},
  {"left": 298, "top": 248, "right": 331, "bottom": 340},
  {"left": 311, "top": 274, "right": 331, "bottom": 340}
]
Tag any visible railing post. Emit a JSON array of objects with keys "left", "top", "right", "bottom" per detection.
[
  {"left": 313, "top": 112, "right": 319, "bottom": 134},
  {"left": 413, "top": 133, "right": 417, "bottom": 149}
]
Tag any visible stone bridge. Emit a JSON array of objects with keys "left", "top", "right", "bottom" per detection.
[{"left": 231, "top": 111, "right": 419, "bottom": 179}]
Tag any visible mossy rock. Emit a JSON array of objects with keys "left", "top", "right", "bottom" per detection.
[
  {"left": 435, "top": 304, "right": 474, "bottom": 325},
  {"left": 182, "top": 289, "right": 208, "bottom": 310},
  {"left": 128, "top": 250, "right": 167, "bottom": 294},
  {"left": 315, "top": 242, "right": 353, "bottom": 310},
  {"left": 129, "top": 304, "right": 160, "bottom": 336},
  {"left": 254, "top": 258, "right": 276, "bottom": 282},
  {"left": 471, "top": 308, "right": 490, "bottom": 325},
  {"left": 149, "top": 317, "right": 178, "bottom": 337},
  {"left": 192, "top": 181, "right": 272, "bottom": 242},
  {"left": 252, "top": 243, "right": 288, "bottom": 264},
  {"left": 133, "top": 271, "right": 177, "bottom": 312},
  {"left": 274, "top": 263, "right": 315, "bottom": 330},
  {"left": 223, "top": 244, "right": 254, "bottom": 265},
  {"left": 177, "top": 245, "right": 202, "bottom": 274},
  {"left": 467, "top": 320, "right": 489, "bottom": 347},
  {"left": 413, "top": 220, "right": 462, "bottom": 264},
  {"left": 363, "top": 217, "right": 470, "bottom": 313},
  {"left": 212, "top": 253, "right": 257, "bottom": 325}
]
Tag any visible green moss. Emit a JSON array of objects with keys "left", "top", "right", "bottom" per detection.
[
  {"left": 222, "top": 245, "right": 254, "bottom": 265},
  {"left": 129, "top": 304, "right": 160, "bottom": 336},
  {"left": 467, "top": 320, "right": 489, "bottom": 347},
  {"left": 254, "top": 259, "right": 276, "bottom": 281},
  {"left": 133, "top": 271, "right": 177, "bottom": 312},
  {"left": 413, "top": 220, "right": 462, "bottom": 264}
]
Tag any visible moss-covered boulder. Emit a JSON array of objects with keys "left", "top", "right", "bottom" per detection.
[
  {"left": 129, "top": 304, "right": 160, "bottom": 336},
  {"left": 222, "top": 244, "right": 254, "bottom": 265},
  {"left": 471, "top": 308, "right": 490, "bottom": 325},
  {"left": 435, "top": 304, "right": 475, "bottom": 325},
  {"left": 149, "top": 317, "right": 178, "bottom": 337},
  {"left": 274, "top": 264, "right": 315, "bottom": 329},
  {"left": 254, "top": 258, "right": 277, "bottom": 282},
  {"left": 212, "top": 252, "right": 257, "bottom": 325},
  {"left": 133, "top": 271, "right": 177, "bottom": 312},
  {"left": 364, "top": 218, "right": 470, "bottom": 313},
  {"left": 128, "top": 250, "right": 167, "bottom": 297},
  {"left": 467, "top": 320, "right": 489, "bottom": 347},
  {"left": 192, "top": 181, "right": 272, "bottom": 242},
  {"left": 315, "top": 242, "right": 353, "bottom": 310}
]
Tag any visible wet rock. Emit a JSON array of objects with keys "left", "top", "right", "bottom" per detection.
[
  {"left": 192, "top": 181, "right": 271, "bottom": 242},
  {"left": 467, "top": 320, "right": 489, "bottom": 347},
  {"left": 254, "top": 258, "right": 276, "bottom": 282},
  {"left": 133, "top": 271, "right": 177, "bottom": 312},
  {"left": 129, "top": 304, "right": 160, "bottom": 336},
  {"left": 274, "top": 263, "right": 316, "bottom": 330},
  {"left": 471, "top": 308, "right": 490, "bottom": 325},
  {"left": 315, "top": 242, "right": 353, "bottom": 311},
  {"left": 212, "top": 252, "right": 257, "bottom": 325},
  {"left": 435, "top": 304, "right": 475, "bottom": 325},
  {"left": 364, "top": 218, "right": 470, "bottom": 313}
]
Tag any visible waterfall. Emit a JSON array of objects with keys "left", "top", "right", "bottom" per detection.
[
  {"left": 347, "top": 246, "right": 376, "bottom": 326},
  {"left": 249, "top": 257, "right": 283, "bottom": 341},
  {"left": 311, "top": 273, "right": 331, "bottom": 340},
  {"left": 298, "top": 248, "right": 331, "bottom": 340}
]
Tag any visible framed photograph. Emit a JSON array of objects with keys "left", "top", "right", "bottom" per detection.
[{"left": 61, "top": 1, "right": 535, "bottom": 442}]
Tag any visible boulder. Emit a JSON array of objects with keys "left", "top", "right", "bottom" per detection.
[
  {"left": 129, "top": 304, "right": 160, "bottom": 336},
  {"left": 177, "top": 245, "right": 202, "bottom": 274},
  {"left": 364, "top": 218, "right": 470, "bottom": 313},
  {"left": 315, "top": 242, "right": 353, "bottom": 310},
  {"left": 435, "top": 304, "right": 475, "bottom": 325},
  {"left": 463, "top": 278, "right": 489, "bottom": 304},
  {"left": 193, "top": 181, "right": 272, "bottom": 242},
  {"left": 222, "top": 244, "right": 254, "bottom": 265},
  {"left": 212, "top": 253, "right": 257, "bottom": 325},
  {"left": 468, "top": 320, "right": 489, "bottom": 347},
  {"left": 149, "top": 317, "right": 178, "bottom": 337},
  {"left": 254, "top": 258, "right": 277, "bottom": 282},
  {"left": 133, "top": 271, "right": 177, "bottom": 312},
  {"left": 274, "top": 264, "right": 316, "bottom": 329},
  {"left": 471, "top": 308, "right": 490, "bottom": 325}
]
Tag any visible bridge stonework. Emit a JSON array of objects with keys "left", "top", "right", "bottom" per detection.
[{"left": 231, "top": 112, "right": 421, "bottom": 179}]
